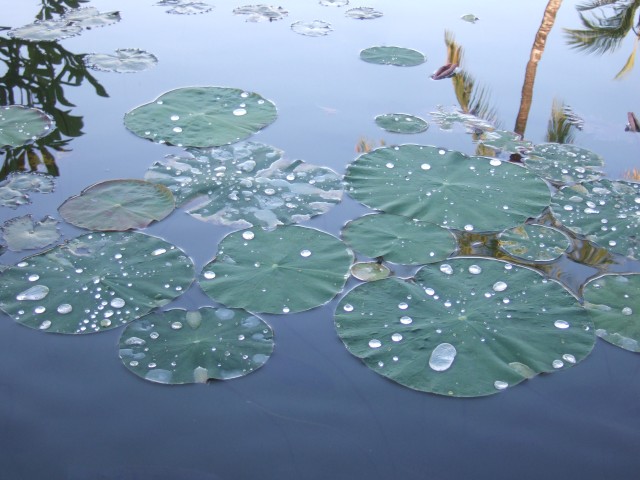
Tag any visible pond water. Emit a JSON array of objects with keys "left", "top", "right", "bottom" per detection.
[{"left": 1, "top": 1, "right": 640, "bottom": 479}]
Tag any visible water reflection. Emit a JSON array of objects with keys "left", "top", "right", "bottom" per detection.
[{"left": 36, "top": 0, "right": 90, "bottom": 21}]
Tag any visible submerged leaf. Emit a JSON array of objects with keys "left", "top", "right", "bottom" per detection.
[
  {"left": 350, "top": 261, "right": 391, "bottom": 281},
  {"left": 360, "top": 46, "right": 426, "bottom": 66},
  {"left": 430, "top": 106, "right": 494, "bottom": 132},
  {"left": 478, "top": 129, "right": 533, "bottom": 154},
  {"left": 291, "top": 20, "right": 333, "bottom": 37},
  {"left": 461, "top": 14, "right": 479, "bottom": 23},
  {"left": 0, "top": 106, "right": 55, "bottom": 148},
  {"left": 345, "top": 7, "right": 383, "bottom": 19},
  {"left": 163, "top": 2, "right": 214, "bottom": 14},
  {"left": 524, "top": 143, "right": 604, "bottom": 185},
  {"left": 84, "top": 49, "right": 158, "bottom": 73},
  {"left": 374, "top": 114, "right": 429, "bottom": 134},
  {"left": 498, "top": 224, "right": 571, "bottom": 261},
  {"left": 0, "top": 173, "right": 55, "bottom": 208},
  {"left": 233, "top": 5, "right": 288, "bottom": 22},
  {"left": 1, "top": 215, "right": 60, "bottom": 252}
]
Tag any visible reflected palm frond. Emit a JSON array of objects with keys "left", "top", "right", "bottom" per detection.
[
  {"left": 546, "top": 98, "right": 577, "bottom": 143},
  {"left": 36, "top": 0, "right": 89, "bottom": 21}
]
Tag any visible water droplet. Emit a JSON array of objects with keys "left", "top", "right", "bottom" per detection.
[
  {"left": 39, "top": 320, "right": 52, "bottom": 330},
  {"left": 110, "top": 298, "right": 125, "bottom": 309},
  {"left": 622, "top": 307, "right": 633, "bottom": 316},
  {"left": 425, "top": 288, "right": 435, "bottom": 296},
  {"left": 343, "top": 304, "right": 354, "bottom": 312},
  {"left": 464, "top": 224, "right": 474, "bottom": 231},
  {"left": 369, "top": 339, "right": 382, "bottom": 348},
  {"left": 421, "top": 163, "right": 431, "bottom": 170},
  {"left": 172, "top": 127, "right": 183, "bottom": 133},
  {"left": 429, "top": 343, "right": 457, "bottom": 371},
  {"left": 440, "top": 264, "right": 454, "bottom": 275},
  {"left": 28, "top": 274, "right": 39, "bottom": 282},
  {"left": 400, "top": 316, "right": 413, "bottom": 325},
  {"left": 489, "top": 159, "right": 502, "bottom": 166},
  {"left": 150, "top": 332, "right": 160, "bottom": 340},
  {"left": 242, "top": 231, "right": 255, "bottom": 240},
  {"left": 100, "top": 319, "right": 112, "bottom": 328},
  {"left": 398, "top": 302, "right": 408, "bottom": 310},
  {"left": 233, "top": 108, "right": 247, "bottom": 116},
  {"left": 129, "top": 361, "right": 139, "bottom": 367},
  {"left": 494, "top": 380, "right": 508, "bottom": 390},
  {"left": 203, "top": 271, "right": 216, "bottom": 280},
  {"left": 385, "top": 163, "right": 394, "bottom": 169},
  {"left": 562, "top": 353, "right": 576, "bottom": 364},
  {"left": 114, "top": 253, "right": 122, "bottom": 260},
  {"left": 552, "top": 359, "right": 564, "bottom": 369},
  {"left": 282, "top": 307, "right": 290, "bottom": 313},
  {"left": 391, "top": 333, "right": 403, "bottom": 342},
  {"left": 300, "top": 249, "right": 311, "bottom": 257},
  {"left": 468, "top": 265, "right": 482, "bottom": 274},
  {"left": 57, "top": 304, "right": 72, "bottom": 314},
  {"left": 16, "top": 285, "right": 49, "bottom": 301},
  {"left": 151, "top": 248, "right": 167, "bottom": 256},
  {"left": 492, "top": 281, "right": 507, "bottom": 292},
  {"left": 554, "top": 319, "right": 570, "bottom": 329},
  {"left": 171, "top": 321, "right": 183, "bottom": 330},
  {"left": 438, "top": 149, "right": 446, "bottom": 155}
]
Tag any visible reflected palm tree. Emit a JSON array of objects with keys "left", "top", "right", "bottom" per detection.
[
  {"left": 546, "top": 98, "right": 579, "bottom": 143},
  {"left": 36, "top": 0, "right": 89, "bottom": 21}
]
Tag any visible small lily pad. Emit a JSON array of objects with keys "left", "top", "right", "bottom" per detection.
[
  {"left": 7, "top": 20, "right": 82, "bottom": 42},
  {"left": 200, "top": 225, "right": 354, "bottom": 314},
  {"left": 360, "top": 46, "right": 426, "bottom": 67},
  {"left": 375, "top": 114, "right": 429, "bottom": 134},
  {"left": 350, "top": 262, "right": 391, "bottom": 281},
  {"left": 233, "top": 5, "right": 288, "bottom": 22},
  {"left": 84, "top": 49, "right": 158, "bottom": 73},
  {"left": 0, "top": 106, "right": 55, "bottom": 148},
  {"left": 291, "top": 20, "right": 333, "bottom": 37},
  {"left": 119, "top": 307, "right": 274, "bottom": 384},
  {"left": 345, "top": 7, "right": 383, "bottom": 19},
  {"left": 478, "top": 130, "right": 533, "bottom": 154},
  {"left": 61, "top": 7, "right": 121, "bottom": 28},
  {"left": 498, "top": 224, "right": 571, "bottom": 262},
  {"left": 1, "top": 215, "right": 60, "bottom": 252},
  {"left": 461, "top": 14, "right": 479, "bottom": 23},
  {"left": 124, "top": 86, "right": 278, "bottom": 148},
  {"left": 584, "top": 274, "right": 640, "bottom": 352},
  {"left": 524, "top": 143, "right": 604, "bottom": 185},
  {"left": 162, "top": 2, "right": 214, "bottom": 14},
  {"left": 0, "top": 231, "right": 195, "bottom": 334},
  {"left": 0, "top": 173, "right": 55, "bottom": 208},
  {"left": 430, "top": 106, "right": 494, "bottom": 132},
  {"left": 320, "top": 0, "right": 348, "bottom": 6},
  {"left": 58, "top": 179, "right": 175, "bottom": 231}
]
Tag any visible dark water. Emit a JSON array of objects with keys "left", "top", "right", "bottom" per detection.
[{"left": 1, "top": 1, "right": 640, "bottom": 479}]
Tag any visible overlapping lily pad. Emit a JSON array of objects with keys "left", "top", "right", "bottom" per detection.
[
  {"left": 84, "top": 49, "right": 158, "bottom": 73},
  {"left": 0, "top": 231, "right": 195, "bottom": 334},
  {"left": 498, "top": 224, "right": 571, "bottom": 262},
  {"left": 430, "top": 106, "right": 494, "bottom": 132},
  {"left": 119, "top": 307, "right": 274, "bottom": 384},
  {"left": 0, "top": 173, "right": 55, "bottom": 208},
  {"left": 0, "top": 106, "right": 55, "bottom": 148},
  {"left": 360, "top": 46, "right": 426, "bottom": 67},
  {"left": 335, "top": 258, "right": 595, "bottom": 397},
  {"left": 345, "top": 7, "right": 383, "bottom": 19},
  {"left": 233, "top": 5, "right": 288, "bottom": 22},
  {"left": 350, "top": 261, "right": 391, "bottom": 281},
  {"left": 124, "top": 87, "right": 277, "bottom": 148},
  {"left": 342, "top": 213, "right": 456, "bottom": 264},
  {"left": 478, "top": 129, "right": 533, "bottom": 154},
  {"left": 584, "top": 274, "right": 640, "bottom": 352},
  {"left": 345, "top": 144, "right": 551, "bottom": 232},
  {"left": 550, "top": 179, "right": 640, "bottom": 258},
  {"left": 1, "top": 215, "right": 60, "bottom": 252},
  {"left": 375, "top": 114, "right": 429, "bottom": 134},
  {"left": 58, "top": 179, "right": 175, "bottom": 231},
  {"left": 523, "top": 143, "right": 604, "bottom": 185},
  {"left": 291, "top": 20, "right": 333, "bottom": 37},
  {"left": 200, "top": 225, "right": 353, "bottom": 314},
  {"left": 144, "top": 142, "right": 343, "bottom": 230}
]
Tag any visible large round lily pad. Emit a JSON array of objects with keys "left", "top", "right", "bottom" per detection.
[
  {"left": 0, "top": 232, "right": 195, "bottom": 334},
  {"left": 345, "top": 144, "right": 551, "bottom": 232},
  {"left": 84, "top": 49, "right": 158, "bottom": 73},
  {"left": 1, "top": 215, "right": 60, "bottom": 252},
  {"left": 360, "top": 46, "right": 426, "bottom": 67},
  {"left": 119, "top": 307, "right": 274, "bottom": 384},
  {"left": 145, "top": 142, "right": 343, "bottom": 230},
  {"left": 335, "top": 258, "right": 595, "bottom": 397},
  {"left": 124, "top": 87, "right": 278, "bottom": 148},
  {"left": 524, "top": 143, "right": 604, "bottom": 185},
  {"left": 58, "top": 179, "right": 175, "bottom": 231},
  {"left": 200, "top": 225, "right": 353, "bottom": 314},
  {"left": 0, "top": 106, "right": 55, "bottom": 148},
  {"left": 497, "top": 224, "right": 571, "bottom": 262},
  {"left": 341, "top": 213, "right": 457, "bottom": 264},
  {"left": 375, "top": 114, "right": 429, "bottom": 134},
  {"left": 584, "top": 274, "right": 640, "bottom": 352}
]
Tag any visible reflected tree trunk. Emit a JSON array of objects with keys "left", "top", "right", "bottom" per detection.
[{"left": 515, "top": 0, "right": 563, "bottom": 137}]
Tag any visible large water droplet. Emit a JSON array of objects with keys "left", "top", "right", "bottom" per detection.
[
  {"left": 398, "top": 302, "right": 408, "bottom": 310},
  {"left": 494, "top": 380, "right": 508, "bottom": 390},
  {"left": 562, "top": 353, "right": 576, "bottom": 364},
  {"left": 440, "top": 264, "right": 453, "bottom": 275},
  {"left": 492, "top": 281, "right": 507, "bottom": 292},
  {"left": 552, "top": 359, "right": 564, "bottom": 369},
  {"left": 622, "top": 307, "right": 633, "bottom": 316},
  {"left": 468, "top": 265, "right": 482, "bottom": 275},
  {"left": 233, "top": 108, "right": 247, "bottom": 116},
  {"left": 203, "top": 271, "right": 216, "bottom": 280},
  {"left": 369, "top": 339, "right": 382, "bottom": 348},
  {"left": 151, "top": 248, "right": 167, "bottom": 256},
  {"left": 171, "top": 321, "right": 183, "bottom": 330},
  {"left": 400, "top": 315, "right": 413, "bottom": 325},
  {"left": 421, "top": 163, "right": 431, "bottom": 170},
  {"left": 242, "top": 231, "right": 255, "bottom": 240},
  {"left": 300, "top": 249, "right": 311, "bottom": 257},
  {"left": 39, "top": 320, "right": 52, "bottom": 330},
  {"left": 429, "top": 343, "right": 457, "bottom": 371},
  {"left": 57, "top": 304, "right": 72, "bottom": 314},
  {"left": 170, "top": 115, "right": 180, "bottom": 121},
  {"left": 391, "top": 333, "right": 403, "bottom": 342},
  {"left": 343, "top": 304, "right": 354, "bottom": 312},
  {"left": 172, "top": 127, "right": 183, "bottom": 133},
  {"left": 28, "top": 274, "right": 40, "bottom": 282},
  {"left": 16, "top": 285, "right": 50, "bottom": 301},
  {"left": 111, "top": 298, "right": 125, "bottom": 308},
  {"left": 554, "top": 319, "right": 570, "bottom": 329}
]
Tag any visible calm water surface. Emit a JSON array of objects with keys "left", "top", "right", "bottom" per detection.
[{"left": 1, "top": 1, "right": 639, "bottom": 479}]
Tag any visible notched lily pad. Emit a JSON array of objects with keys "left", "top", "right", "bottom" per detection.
[
  {"left": 124, "top": 87, "right": 278, "bottom": 148},
  {"left": 233, "top": 5, "right": 288, "bottom": 22},
  {"left": 291, "top": 20, "right": 333, "bottom": 37},
  {"left": 584, "top": 274, "right": 640, "bottom": 352},
  {"left": 350, "top": 261, "right": 391, "bottom": 281},
  {"left": 0, "top": 231, "right": 195, "bottom": 334},
  {"left": 200, "top": 225, "right": 353, "bottom": 314},
  {"left": 345, "top": 7, "right": 383, "bottom": 19},
  {"left": 375, "top": 114, "right": 429, "bottom": 134},
  {"left": 335, "top": 258, "right": 595, "bottom": 397},
  {"left": 360, "top": 46, "right": 426, "bottom": 67},
  {"left": 523, "top": 143, "right": 604, "bottom": 185},
  {"left": 0, "top": 173, "right": 55, "bottom": 208},
  {"left": 498, "top": 224, "right": 571, "bottom": 262},
  {"left": 144, "top": 142, "right": 343, "bottom": 230},
  {"left": 119, "top": 307, "right": 274, "bottom": 384},
  {"left": 58, "top": 179, "right": 175, "bottom": 231},
  {"left": 84, "top": 49, "right": 158, "bottom": 73},
  {"left": 1, "top": 215, "right": 60, "bottom": 252},
  {"left": 0, "top": 106, "right": 55, "bottom": 148}
]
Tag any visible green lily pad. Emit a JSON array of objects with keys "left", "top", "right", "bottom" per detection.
[
  {"left": 430, "top": 106, "right": 494, "bottom": 132},
  {"left": 461, "top": 14, "right": 479, "bottom": 23},
  {"left": 341, "top": 213, "right": 457, "bottom": 265},
  {"left": 374, "top": 114, "right": 429, "bottom": 134},
  {"left": 478, "top": 130, "right": 533, "bottom": 154},
  {"left": 335, "top": 258, "right": 595, "bottom": 397},
  {"left": 550, "top": 180, "right": 640, "bottom": 258},
  {"left": 84, "top": 49, "right": 158, "bottom": 73},
  {"left": 584, "top": 274, "right": 640, "bottom": 352},
  {"left": 58, "top": 179, "right": 175, "bottom": 231},
  {"left": 350, "top": 261, "right": 391, "bottom": 281},
  {"left": 233, "top": 5, "right": 288, "bottom": 22},
  {"left": 345, "top": 144, "right": 551, "bottom": 232},
  {"left": 1, "top": 215, "right": 60, "bottom": 252},
  {"left": 144, "top": 142, "right": 343, "bottom": 230},
  {"left": 0, "top": 106, "right": 55, "bottom": 148},
  {"left": 346, "top": 7, "right": 383, "bottom": 19},
  {"left": 498, "top": 224, "right": 571, "bottom": 262},
  {"left": 291, "top": 20, "right": 333, "bottom": 37},
  {"left": 360, "top": 46, "right": 426, "bottom": 67},
  {"left": 124, "top": 87, "right": 277, "bottom": 148},
  {"left": 0, "top": 173, "right": 55, "bottom": 208},
  {"left": 0, "top": 231, "right": 195, "bottom": 334},
  {"left": 200, "top": 225, "right": 353, "bottom": 314},
  {"left": 524, "top": 143, "right": 605, "bottom": 185},
  {"left": 119, "top": 307, "right": 274, "bottom": 384}
]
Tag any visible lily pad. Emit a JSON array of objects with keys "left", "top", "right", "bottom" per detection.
[
  {"left": 360, "top": 46, "right": 426, "bottom": 67},
  {"left": 162, "top": 2, "right": 214, "bottom": 14},
  {"left": 584, "top": 274, "right": 640, "bottom": 352},
  {"left": 345, "top": 7, "right": 383, "bottom": 19},
  {"left": 461, "top": 14, "right": 479, "bottom": 23},
  {"left": 119, "top": 307, "right": 274, "bottom": 384},
  {"left": 498, "top": 224, "right": 571, "bottom": 262},
  {"left": 345, "top": 144, "right": 551, "bottom": 232},
  {"left": 58, "top": 179, "right": 175, "bottom": 231},
  {"left": 0, "top": 106, "right": 55, "bottom": 148},
  {"left": 6, "top": 20, "right": 82, "bottom": 42},
  {"left": 350, "top": 262, "right": 391, "bottom": 281},
  {"left": 430, "top": 106, "right": 494, "bottom": 132},
  {"left": 233, "top": 5, "right": 288, "bottom": 22},
  {"left": 84, "top": 49, "right": 158, "bottom": 73},
  {"left": 0, "top": 231, "right": 195, "bottom": 334},
  {"left": 0, "top": 173, "right": 55, "bottom": 208},
  {"left": 478, "top": 130, "right": 533, "bottom": 154},
  {"left": 550, "top": 179, "right": 640, "bottom": 258},
  {"left": 1, "top": 215, "right": 60, "bottom": 252},
  {"left": 124, "top": 87, "right": 278, "bottom": 148},
  {"left": 335, "top": 258, "right": 595, "bottom": 397},
  {"left": 523, "top": 143, "right": 605, "bottom": 185},
  {"left": 320, "top": 0, "right": 348, "bottom": 6},
  {"left": 291, "top": 20, "right": 333, "bottom": 37},
  {"left": 144, "top": 142, "right": 343, "bottom": 230},
  {"left": 200, "top": 225, "right": 353, "bottom": 314},
  {"left": 61, "top": 7, "right": 121, "bottom": 28},
  {"left": 341, "top": 213, "right": 457, "bottom": 265},
  {"left": 375, "top": 114, "right": 429, "bottom": 134}
]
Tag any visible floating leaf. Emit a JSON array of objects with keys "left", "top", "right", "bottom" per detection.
[
  {"left": 461, "top": 14, "right": 479, "bottom": 23},
  {"left": 61, "top": 7, "right": 121, "bottom": 28},
  {"left": 320, "top": 0, "right": 348, "bottom": 6},
  {"left": 1, "top": 215, "right": 60, "bottom": 252},
  {"left": 350, "top": 261, "right": 391, "bottom": 281},
  {"left": 84, "top": 49, "right": 158, "bottom": 73},
  {"left": 342, "top": 213, "right": 457, "bottom": 265},
  {"left": 360, "top": 46, "right": 426, "bottom": 67},
  {"left": 374, "top": 114, "right": 429, "bottom": 134},
  {"left": 163, "top": 2, "right": 214, "bottom": 14},
  {"left": 119, "top": 307, "right": 274, "bottom": 384},
  {"left": 335, "top": 258, "right": 595, "bottom": 397},
  {"left": 124, "top": 87, "right": 277, "bottom": 148},
  {"left": 144, "top": 142, "right": 342, "bottom": 230},
  {"left": 550, "top": 180, "right": 640, "bottom": 258},
  {"left": 58, "top": 179, "right": 175, "bottom": 231},
  {"left": 0, "top": 173, "right": 55, "bottom": 208},
  {"left": 478, "top": 129, "right": 533, "bottom": 154},
  {"left": 200, "top": 225, "right": 353, "bottom": 314},
  {"left": 345, "top": 7, "right": 383, "bottom": 19},
  {"left": 430, "top": 106, "right": 494, "bottom": 132},
  {"left": 345, "top": 144, "right": 551, "bottom": 232},
  {"left": 0, "top": 231, "right": 195, "bottom": 334},
  {"left": 498, "top": 224, "right": 571, "bottom": 262},
  {"left": 6, "top": 20, "right": 82, "bottom": 41},
  {"left": 524, "top": 143, "right": 604, "bottom": 185},
  {"left": 0, "top": 106, "right": 55, "bottom": 148},
  {"left": 233, "top": 5, "right": 288, "bottom": 22},
  {"left": 584, "top": 274, "right": 640, "bottom": 352},
  {"left": 291, "top": 20, "right": 333, "bottom": 37}
]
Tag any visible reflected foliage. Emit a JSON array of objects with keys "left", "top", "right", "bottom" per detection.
[
  {"left": 546, "top": 98, "right": 578, "bottom": 143},
  {"left": 35, "top": 0, "right": 90, "bottom": 21}
]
